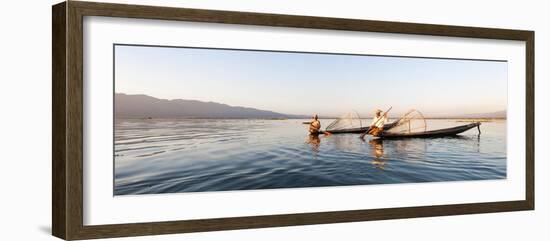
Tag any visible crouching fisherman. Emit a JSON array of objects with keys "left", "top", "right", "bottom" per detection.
[{"left": 309, "top": 114, "right": 322, "bottom": 135}]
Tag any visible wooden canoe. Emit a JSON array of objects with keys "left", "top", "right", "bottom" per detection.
[
  {"left": 322, "top": 122, "right": 396, "bottom": 134},
  {"left": 376, "top": 122, "right": 481, "bottom": 139}
]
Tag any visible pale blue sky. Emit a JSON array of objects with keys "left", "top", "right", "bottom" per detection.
[{"left": 115, "top": 45, "right": 507, "bottom": 117}]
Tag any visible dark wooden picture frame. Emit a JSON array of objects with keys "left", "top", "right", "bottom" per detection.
[{"left": 52, "top": 1, "right": 534, "bottom": 240}]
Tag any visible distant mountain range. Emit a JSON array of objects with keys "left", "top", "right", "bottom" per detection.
[
  {"left": 115, "top": 93, "right": 506, "bottom": 119},
  {"left": 115, "top": 93, "right": 308, "bottom": 119}
]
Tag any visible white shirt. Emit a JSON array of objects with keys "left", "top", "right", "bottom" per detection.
[{"left": 370, "top": 115, "right": 388, "bottom": 128}]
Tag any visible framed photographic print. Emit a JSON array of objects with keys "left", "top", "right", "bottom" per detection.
[{"left": 52, "top": 1, "right": 534, "bottom": 240}]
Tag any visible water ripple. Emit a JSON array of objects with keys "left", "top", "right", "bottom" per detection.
[{"left": 114, "top": 119, "right": 507, "bottom": 195}]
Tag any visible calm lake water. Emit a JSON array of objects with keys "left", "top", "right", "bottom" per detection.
[{"left": 114, "top": 119, "right": 506, "bottom": 195}]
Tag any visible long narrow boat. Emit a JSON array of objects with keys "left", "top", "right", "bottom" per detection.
[
  {"left": 376, "top": 122, "right": 481, "bottom": 139},
  {"left": 319, "top": 122, "right": 397, "bottom": 134}
]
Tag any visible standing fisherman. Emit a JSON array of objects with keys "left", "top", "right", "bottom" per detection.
[{"left": 367, "top": 109, "right": 388, "bottom": 136}]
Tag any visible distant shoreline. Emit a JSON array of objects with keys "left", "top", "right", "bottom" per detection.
[{"left": 115, "top": 93, "right": 506, "bottom": 121}]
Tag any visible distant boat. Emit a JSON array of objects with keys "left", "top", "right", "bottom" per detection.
[{"left": 376, "top": 122, "right": 481, "bottom": 139}]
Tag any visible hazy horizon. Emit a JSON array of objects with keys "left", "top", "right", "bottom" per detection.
[{"left": 115, "top": 45, "right": 507, "bottom": 117}]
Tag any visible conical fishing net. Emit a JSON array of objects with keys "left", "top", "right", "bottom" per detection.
[
  {"left": 326, "top": 111, "right": 363, "bottom": 132},
  {"left": 385, "top": 109, "right": 427, "bottom": 134}
]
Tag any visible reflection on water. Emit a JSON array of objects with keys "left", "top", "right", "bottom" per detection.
[
  {"left": 114, "top": 119, "right": 506, "bottom": 195},
  {"left": 306, "top": 134, "right": 321, "bottom": 153},
  {"left": 369, "top": 139, "right": 386, "bottom": 169}
]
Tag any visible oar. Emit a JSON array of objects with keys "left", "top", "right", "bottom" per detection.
[{"left": 360, "top": 107, "right": 392, "bottom": 139}]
